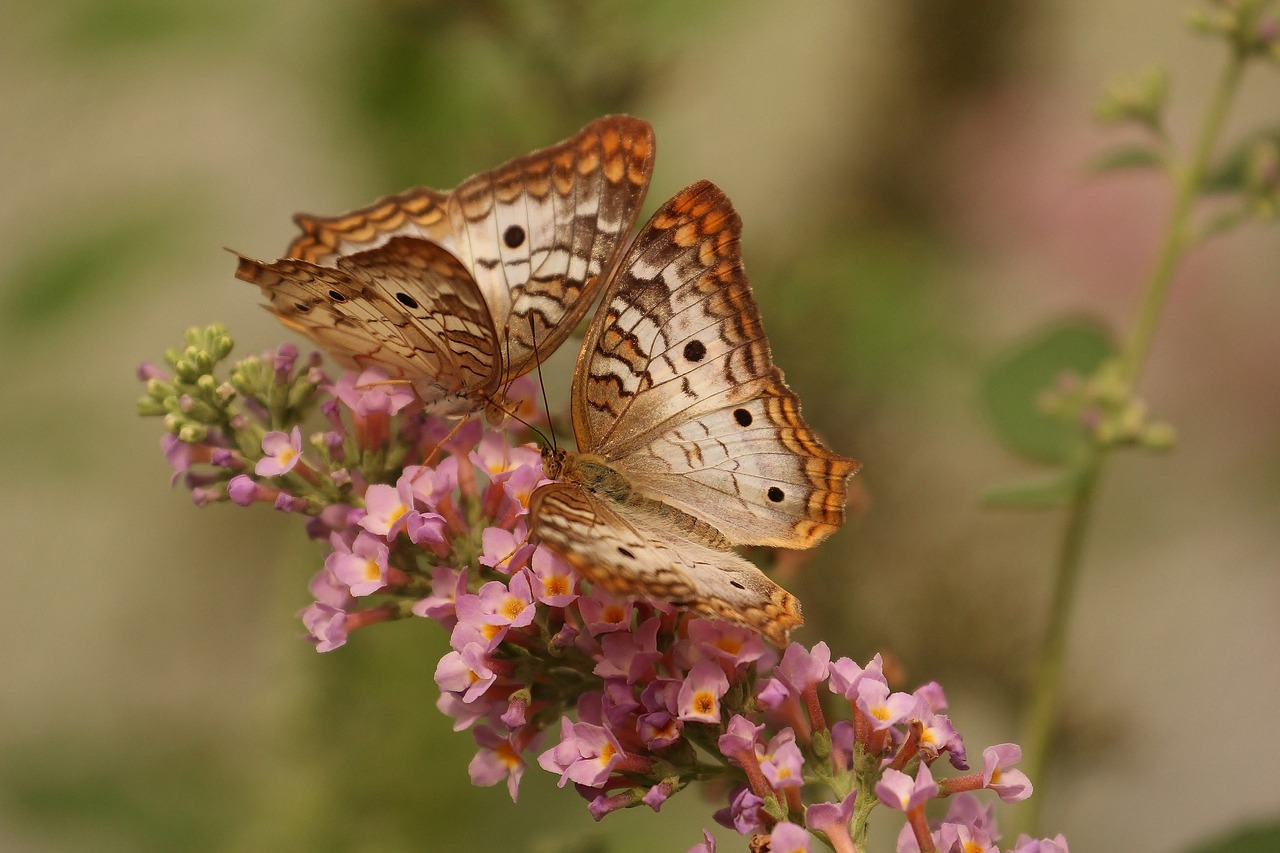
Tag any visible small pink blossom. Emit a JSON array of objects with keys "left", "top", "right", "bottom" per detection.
[
  {"left": 328, "top": 531, "right": 389, "bottom": 596},
  {"left": 876, "top": 763, "right": 939, "bottom": 812},
  {"left": 256, "top": 427, "right": 303, "bottom": 476},
  {"left": 468, "top": 727, "right": 525, "bottom": 802},
  {"left": 769, "top": 821, "right": 812, "bottom": 853},
  {"left": 677, "top": 659, "right": 731, "bottom": 723},
  {"left": 981, "top": 743, "right": 1033, "bottom": 802}
]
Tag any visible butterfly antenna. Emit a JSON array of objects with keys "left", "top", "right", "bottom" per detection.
[
  {"left": 481, "top": 393, "right": 553, "bottom": 448},
  {"left": 528, "top": 315, "right": 556, "bottom": 453}
]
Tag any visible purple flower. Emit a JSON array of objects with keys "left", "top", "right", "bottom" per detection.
[
  {"left": 479, "top": 526, "right": 530, "bottom": 574},
  {"left": 856, "top": 679, "right": 919, "bottom": 732},
  {"left": 684, "top": 619, "right": 769, "bottom": 670},
  {"left": 411, "top": 567, "right": 466, "bottom": 622},
  {"left": 718, "top": 714, "right": 764, "bottom": 756},
  {"left": 256, "top": 427, "right": 303, "bottom": 476},
  {"left": 760, "top": 735, "right": 805, "bottom": 789},
  {"left": 477, "top": 573, "right": 536, "bottom": 630},
  {"left": 529, "top": 546, "right": 577, "bottom": 606},
  {"left": 595, "top": 617, "right": 663, "bottom": 683},
  {"left": 536, "top": 718, "right": 625, "bottom": 788},
  {"left": 981, "top": 743, "right": 1033, "bottom": 802},
  {"left": 1009, "top": 834, "right": 1069, "bottom": 853},
  {"left": 330, "top": 368, "right": 415, "bottom": 416},
  {"left": 578, "top": 589, "right": 635, "bottom": 635},
  {"left": 328, "top": 531, "right": 389, "bottom": 596},
  {"left": 829, "top": 653, "right": 886, "bottom": 698},
  {"left": 359, "top": 480, "right": 414, "bottom": 538},
  {"left": 468, "top": 727, "right": 525, "bottom": 802},
  {"left": 876, "top": 763, "right": 938, "bottom": 812},
  {"left": 300, "top": 602, "right": 348, "bottom": 652},
  {"left": 678, "top": 659, "right": 731, "bottom": 723},
  {"left": 435, "top": 642, "right": 497, "bottom": 703},
  {"left": 688, "top": 829, "right": 717, "bottom": 853},
  {"left": 805, "top": 789, "right": 857, "bottom": 841},
  {"left": 770, "top": 821, "right": 812, "bottom": 853},
  {"left": 777, "top": 641, "right": 830, "bottom": 691},
  {"left": 714, "top": 785, "right": 765, "bottom": 835}
]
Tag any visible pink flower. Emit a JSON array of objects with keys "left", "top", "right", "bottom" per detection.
[
  {"left": 1009, "top": 834, "right": 1069, "bottom": 852},
  {"left": 829, "top": 653, "right": 886, "bottom": 698},
  {"left": 300, "top": 602, "right": 347, "bottom": 652},
  {"left": 328, "top": 531, "right": 389, "bottom": 596},
  {"left": 578, "top": 589, "right": 635, "bottom": 635},
  {"left": 529, "top": 546, "right": 577, "bottom": 606},
  {"left": 714, "top": 785, "right": 765, "bottom": 835},
  {"left": 769, "top": 822, "right": 812, "bottom": 853},
  {"left": 856, "top": 679, "right": 919, "bottom": 731},
  {"left": 536, "top": 718, "right": 625, "bottom": 788},
  {"left": 688, "top": 829, "right": 717, "bottom": 853},
  {"left": 981, "top": 743, "right": 1033, "bottom": 802},
  {"left": 876, "top": 763, "right": 938, "bottom": 812},
  {"left": 359, "top": 480, "right": 414, "bottom": 538},
  {"left": 477, "top": 573, "right": 536, "bottom": 630},
  {"left": 468, "top": 727, "right": 525, "bottom": 802},
  {"left": 678, "top": 659, "right": 731, "bottom": 723},
  {"left": 435, "top": 642, "right": 498, "bottom": 703},
  {"left": 330, "top": 368, "right": 415, "bottom": 416},
  {"left": 256, "top": 426, "right": 303, "bottom": 476},
  {"left": 595, "top": 617, "right": 663, "bottom": 683}
]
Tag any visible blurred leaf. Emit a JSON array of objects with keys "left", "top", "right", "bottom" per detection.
[
  {"left": 1201, "top": 126, "right": 1280, "bottom": 194},
  {"left": 57, "top": 0, "right": 243, "bottom": 53},
  {"left": 981, "top": 319, "right": 1115, "bottom": 464},
  {"left": 1187, "top": 820, "right": 1280, "bottom": 853},
  {"left": 1, "top": 211, "right": 180, "bottom": 331},
  {"left": 983, "top": 469, "right": 1084, "bottom": 509},
  {"left": 1089, "top": 144, "right": 1164, "bottom": 174}
]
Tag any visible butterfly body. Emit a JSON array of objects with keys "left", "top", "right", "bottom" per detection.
[
  {"left": 530, "top": 181, "right": 859, "bottom": 645},
  {"left": 234, "top": 116, "right": 656, "bottom": 417}
]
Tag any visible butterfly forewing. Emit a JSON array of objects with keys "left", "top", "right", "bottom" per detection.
[
  {"left": 571, "top": 180, "right": 859, "bottom": 549},
  {"left": 449, "top": 115, "right": 655, "bottom": 381}
]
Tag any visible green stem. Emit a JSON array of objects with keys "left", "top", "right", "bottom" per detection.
[{"left": 1012, "top": 46, "right": 1249, "bottom": 838}]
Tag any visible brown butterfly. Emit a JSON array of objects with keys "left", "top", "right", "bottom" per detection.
[
  {"left": 530, "top": 181, "right": 858, "bottom": 645},
  {"left": 233, "top": 115, "right": 655, "bottom": 417}
]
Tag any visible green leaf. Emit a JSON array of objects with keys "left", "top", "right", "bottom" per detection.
[
  {"left": 1201, "top": 126, "right": 1280, "bottom": 194},
  {"left": 981, "top": 319, "right": 1116, "bottom": 465},
  {"left": 1186, "top": 820, "right": 1280, "bottom": 853},
  {"left": 1090, "top": 144, "right": 1165, "bottom": 174},
  {"left": 983, "top": 469, "right": 1084, "bottom": 509}
]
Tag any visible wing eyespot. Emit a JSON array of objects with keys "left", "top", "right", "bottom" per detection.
[
  {"left": 618, "top": 547, "right": 635, "bottom": 559},
  {"left": 328, "top": 289, "right": 347, "bottom": 303},
  {"left": 504, "top": 225, "right": 526, "bottom": 248},
  {"left": 294, "top": 302, "right": 311, "bottom": 313},
  {"left": 734, "top": 408, "right": 753, "bottom": 427},
  {"left": 767, "top": 487, "right": 785, "bottom": 503},
  {"left": 683, "top": 340, "right": 706, "bottom": 362},
  {"left": 395, "top": 292, "right": 420, "bottom": 309}
]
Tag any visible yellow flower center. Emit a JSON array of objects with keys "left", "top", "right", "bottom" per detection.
[
  {"left": 602, "top": 605, "right": 625, "bottom": 623},
  {"left": 543, "top": 576, "right": 570, "bottom": 597},
  {"left": 278, "top": 448, "right": 297, "bottom": 466},
  {"left": 500, "top": 596, "right": 525, "bottom": 620},
  {"left": 693, "top": 691, "right": 716, "bottom": 716},
  {"left": 716, "top": 637, "right": 743, "bottom": 654},
  {"left": 361, "top": 558, "right": 381, "bottom": 582},
  {"left": 598, "top": 742, "right": 617, "bottom": 766},
  {"left": 482, "top": 623, "right": 502, "bottom": 641},
  {"left": 496, "top": 742, "right": 520, "bottom": 770},
  {"left": 872, "top": 705, "right": 891, "bottom": 722},
  {"left": 962, "top": 841, "right": 983, "bottom": 853}
]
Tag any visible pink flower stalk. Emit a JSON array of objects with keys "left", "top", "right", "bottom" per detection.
[{"left": 142, "top": 339, "right": 1068, "bottom": 851}]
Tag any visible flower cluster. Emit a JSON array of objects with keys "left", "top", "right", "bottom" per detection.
[{"left": 139, "top": 326, "right": 1068, "bottom": 852}]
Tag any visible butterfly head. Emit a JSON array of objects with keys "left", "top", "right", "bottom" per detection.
[{"left": 541, "top": 446, "right": 568, "bottom": 480}]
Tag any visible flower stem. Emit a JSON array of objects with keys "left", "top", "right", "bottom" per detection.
[{"left": 1012, "top": 45, "right": 1249, "bottom": 838}]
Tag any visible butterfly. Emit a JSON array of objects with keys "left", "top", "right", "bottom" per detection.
[
  {"left": 529, "top": 180, "right": 859, "bottom": 646},
  {"left": 232, "top": 115, "right": 656, "bottom": 417}
]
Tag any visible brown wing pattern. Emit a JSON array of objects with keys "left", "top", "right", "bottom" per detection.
[
  {"left": 287, "top": 186, "right": 454, "bottom": 267},
  {"left": 234, "top": 237, "right": 500, "bottom": 414},
  {"left": 571, "top": 180, "right": 858, "bottom": 548},
  {"left": 448, "top": 115, "right": 655, "bottom": 380},
  {"left": 529, "top": 481, "right": 802, "bottom": 646}
]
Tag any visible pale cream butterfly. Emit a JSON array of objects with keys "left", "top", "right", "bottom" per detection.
[
  {"left": 232, "top": 115, "right": 656, "bottom": 417},
  {"left": 529, "top": 181, "right": 859, "bottom": 646}
]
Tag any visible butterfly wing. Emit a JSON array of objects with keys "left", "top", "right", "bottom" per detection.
[
  {"left": 529, "top": 481, "right": 802, "bottom": 646},
  {"left": 287, "top": 187, "right": 454, "bottom": 267},
  {"left": 234, "top": 236, "right": 500, "bottom": 414},
  {"left": 572, "top": 180, "right": 858, "bottom": 549},
  {"left": 447, "top": 115, "right": 655, "bottom": 381}
]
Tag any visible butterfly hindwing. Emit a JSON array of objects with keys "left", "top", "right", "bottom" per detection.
[
  {"left": 529, "top": 481, "right": 802, "bottom": 646},
  {"left": 234, "top": 237, "right": 500, "bottom": 408}
]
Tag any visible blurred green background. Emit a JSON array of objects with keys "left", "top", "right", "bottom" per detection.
[{"left": 2, "top": 1, "right": 1278, "bottom": 851}]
